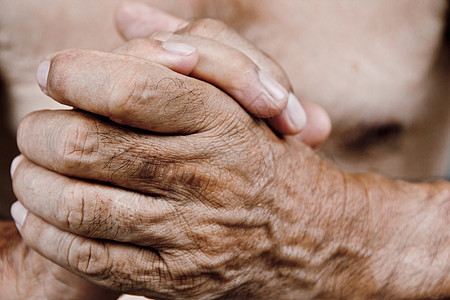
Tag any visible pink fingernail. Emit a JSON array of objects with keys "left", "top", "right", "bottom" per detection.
[
  {"left": 286, "top": 93, "right": 307, "bottom": 131},
  {"left": 10, "top": 155, "right": 24, "bottom": 179},
  {"left": 37, "top": 59, "right": 50, "bottom": 95},
  {"left": 11, "top": 201, "right": 28, "bottom": 230},
  {"left": 162, "top": 42, "right": 196, "bottom": 56},
  {"left": 258, "top": 70, "right": 288, "bottom": 107}
]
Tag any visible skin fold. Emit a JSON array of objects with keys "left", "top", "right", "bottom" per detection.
[
  {"left": 2, "top": 6, "right": 332, "bottom": 299},
  {"left": 10, "top": 23, "right": 450, "bottom": 299},
  {"left": 0, "top": 0, "right": 449, "bottom": 299}
]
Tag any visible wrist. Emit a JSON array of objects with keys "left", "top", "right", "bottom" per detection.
[
  {"left": 348, "top": 175, "right": 450, "bottom": 299},
  {"left": 273, "top": 147, "right": 449, "bottom": 299},
  {"left": 269, "top": 148, "right": 377, "bottom": 299}
]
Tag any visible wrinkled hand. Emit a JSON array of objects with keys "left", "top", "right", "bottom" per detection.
[
  {"left": 10, "top": 10, "right": 450, "bottom": 300},
  {"left": 113, "top": 1, "right": 331, "bottom": 146},
  {"left": 8, "top": 2, "right": 450, "bottom": 299},
  {"left": 11, "top": 35, "right": 348, "bottom": 298},
  {"left": 11, "top": 8, "right": 331, "bottom": 299}
]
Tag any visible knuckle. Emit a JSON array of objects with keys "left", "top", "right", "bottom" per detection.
[
  {"left": 135, "top": 250, "right": 206, "bottom": 296},
  {"left": 56, "top": 117, "right": 100, "bottom": 170},
  {"left": 187, "top": 18, "right": 230, "bottom": 39},
  {"left": 159, "top": 252, "right": 210, "bottom": 298},
  {"left": 107, "top": 68, "right": 150, "bottom": 118},
  {"left": 60, "top": 182, "right": 90, "bottom": 234},
  {"left": 61, "top": 183, "right": 111, "bottom": 237},
  {"left": 67, "top": 238, "right": 111, "bottom": 278},
  {"left": 185, "top": 18, "right": 290, "bottom": 90},
  {"left": 155, "top": 79, "right": 211, "bottom": 128}
]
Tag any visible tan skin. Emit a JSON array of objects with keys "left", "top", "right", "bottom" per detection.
[
  {"left": 1, "top": 0, "right": 450, "bottom": 299},
  {"left": 1, "top": 0, "right": 448, "bottom": 181},
  {"left": 0, "top": 221, "right": 118, "bottom": 300},
  {"left": 2, "top": 5, "right": 331, "bottom": 299}
]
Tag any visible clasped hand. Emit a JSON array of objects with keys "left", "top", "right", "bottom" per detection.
[{"left": 11, "top": 5, "right": 337, "bottom": 300}]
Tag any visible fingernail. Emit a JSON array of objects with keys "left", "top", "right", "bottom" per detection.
[
  {"left": 176, "top": 21, "right": 190, "bottom": 31},
  {"left": 11, "top": 201, "right": 28, "bottom": 230},
  {"left": 37, "top": 59, "right": 50, "bottom": 95},
  {"left": 10, "top": 155, "right": 24, "bottom": 179},
  {"left": 162, "top": 42, "right": 196, "bottom": 56},
  {"left": 258, "top": 70, "right": 288, "bottom": 107},
  {"left": 286, "top": 93, "right": 307, "bottom": 131}
]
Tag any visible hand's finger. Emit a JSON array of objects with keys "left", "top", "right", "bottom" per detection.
[
  {"left": 11, "top": 202, "right": 169, "bottom": 296},
  {"left": 115, "top": 2, "right": 317, "bottom": 134},
  {"left": 116, "top": 3, "right": 287, "bottom": 87},
  {"left": 268, "top": 101, "right": 332, "bottom": 148},
  {"left": 114, "top": 33, "right": 292, "bottom": 120},
  {"left": 17, "top": 110, "right": 211, "bottom": 194},
  {"left": 115, "top": 1, "right": 187, "bottom": 40},
  {"left": 37, "top": 48, "right": 243, "bottom": 134},
  {"left": 293, "top": 102, "right": 332, "bottom": 148},
  {"left": 112, "top": 38, "right": 198, "bottom": 76},
  {"left": 12, "top": 157, "right": 192, "bottom": 248}
]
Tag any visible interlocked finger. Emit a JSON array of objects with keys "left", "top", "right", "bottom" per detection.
[
  {"left": 12, "top": 157, "right": 197, "bottom": 248},
  {"left": 17, "top": 110, "right": 214, "bottom": 194}
]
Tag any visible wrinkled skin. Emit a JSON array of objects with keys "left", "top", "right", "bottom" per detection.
[
  {"left": 1, "top": 0, "right": 448, "bottom": 182},
  {"left": 2, "top": 0, "right": 445, "bottom": 300},
  {"left": 11, "top": 24, "right": 450, "bottom": 300},
  {"left": 1, "top": 0, "right": 449, "bottom": 212},
  {"left": 3, "top": 5, "right": 333, "bottom": 298}
]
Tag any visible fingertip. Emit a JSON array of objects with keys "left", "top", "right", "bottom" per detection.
[
  {"left": 295, "top": 102, "right": 332, "bottom": 147},
  {"left": 266, "top": 94, "right": 307, "bottom": 135},
  {"left": 10, "top": 155, "right": 24, "bottom": 179},
  {"left": 37, "top": 59, "right": 50, "bottom": 95},
  {"left": 11, "top": 201, "right": 28, "bottom": 231},
  {"left": 285, "top": 93, "right": 307, "bottom": 132}
]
